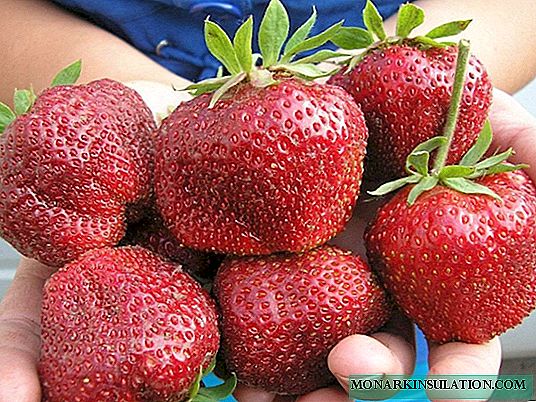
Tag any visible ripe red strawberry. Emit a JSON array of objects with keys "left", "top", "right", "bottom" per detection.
[
  {"left": 365, "top": 41, "right": 536, "bottom": 343},
  {"left": 213, "top": 245, "right": 391, "bottom": 395},
  {"left": 0, "top": 63, "right": 155, "bottom": 266},
  {"left": 39, "top": 246, "right": 225, "bottom": 402},
  {"left": 154, "top": 0, "right": 367, "bottom": 255},
  {"left": 329, "top": 1, "right": 492, "bottom": 181},
  {"left": 121, "top": 210, "right": 222, "bottom": 281},
  {"left": 366, "top": 170, "right": 536, "bottom": 343}
]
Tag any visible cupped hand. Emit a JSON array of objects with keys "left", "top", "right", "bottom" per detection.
[{"left": 234, "top": 88, "right": 536, "bottom": 401}]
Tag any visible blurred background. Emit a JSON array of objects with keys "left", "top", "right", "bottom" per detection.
[{"left": 1, "top": 79, "right": 535, "bottom": 377}]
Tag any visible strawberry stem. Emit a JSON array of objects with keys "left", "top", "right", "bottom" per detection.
[{"left": 432, "top": 39, "right": 471, "bottom": 171}]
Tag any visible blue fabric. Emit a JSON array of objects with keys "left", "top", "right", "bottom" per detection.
[{"left": 52, "top": 0, "right": 408, "bottom": 81}]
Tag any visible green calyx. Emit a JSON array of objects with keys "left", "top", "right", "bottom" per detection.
[
  {"left": 369, "top": 40, "right": 527, "bottom": 206},
  {"left": 332, "top": 1, "right": 472, "bottom": 70},
  {"left": 186, "top": 0, "right": 346, "bottom": 108},
  {"left": 0, "top": 59, "right": 82, "bottom": 134},
  {"left": 187, "top": 358, "right": 237, "bottom": 402}
]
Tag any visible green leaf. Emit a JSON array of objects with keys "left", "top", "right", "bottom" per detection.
[
  {"left": 396, "top": 3, "right": 425, "bottom": 38},
  {"left": 13, "top": 88, "right": 36, "bottom": 115},
  {"left": 363, "top": 0, "right": 386, "bottom": 41},
  {"left": 406, "top": 151, "right": 430, "bottom": 176},
  {"left": 485, "top": 163, "right": 528, "bottom": 175},
  {"left": 413, "top": 36, "right": 447, "bottom": 48},
  {"left": 438, "top": 165, "right": 476, "bottom": 179},
  {"left": 233, "top": 16, "right": 253, "bottom": 72},
  {"left": 368, "top": 175, "right": 421, "bottom": 196},
  {"left": 413, "top": 136, "right": 448, "bottom": 153},
  {"left": 195, "top": 374, "right": 237, "bottom": 401},
  {"left": 249, "top": 68, "right": 278, "bottom": 88},
  {"left": 186, "top": 76, "right": 232, "bottom": 96},
  {"left": 426, "top": 20, "right": 472, "bottom": 39},
  {"left": 51, "top": 60, "right": 82, "bottom": 87},
  {"left": 258, "top": 0, "right": 290, "bottom": 66},
  {"left": 282, "top": 20, "right": 344, "bottom": 62},
  {"left": 205, "top": 20, "right": 241, "bottom": 75},
  {"left": 474, "top": 148, "right": 513, "bottom": 170},
  {"left": 407, "top": 176, "right": 438, "bottom": 205},
  {"left": 460, "top": 120, "right": 492, "bottom": 165},
  {"left": 209, "top": 72, "right": 247, "bottom": 108},
  {"left": 294, "top": 49, "right": 342, "bottom": 64},
  {"left": 0, "top": 102, "right": 16, "bottom": 133},
  {"left": 442, "top": 177, "right": 500, "bottom": 200},
  {"left": 276, "top": 63, "right": 336, "bottom": 79},
  {"left": 284, "top": 7, "right": 317, "bottom": 54},
  {"left": 332, "top": 27, "right": 374, "bottom": 50},
  {"left": 202, "top": 359, "right": 217, "bottom": 377}
]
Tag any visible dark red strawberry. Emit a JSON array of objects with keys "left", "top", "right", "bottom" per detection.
[
  {"left": 365, "top": 41, "right": 536, "bottom": 343},
  {"left": 154, "top": 0, "right": 367, "bottom": 255},
  {"left": 329, "top": 1, "right": 492, "bottom": 181},
  {"left": 121, "top": 210, "right": 222, "bottom": 281},
  {"left": 39, "top": 246, "right": 231, "bottom": 402},
  {"left": 0, "top": 62, "right": 155, "bottom": 266},
  {"left": 213, "top": 245, "right": 391, "bottom": 395}
]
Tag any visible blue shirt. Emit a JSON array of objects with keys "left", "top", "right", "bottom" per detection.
[{"left": 52, "top": 0, "right": 407, "bottom": 81}]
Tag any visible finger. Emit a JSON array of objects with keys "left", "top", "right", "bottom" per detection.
[
  {"left": 234, "top": 385, "right": 275, "bottom": 402},
  {"left": 296, "top": 386, "right": 348, "bottom": 402},
  {"left": 327, "top": 329, "right": 415, "bottom": 393},
  {"left": 428, "top": 337, "right": 501, "bottom": 376}
]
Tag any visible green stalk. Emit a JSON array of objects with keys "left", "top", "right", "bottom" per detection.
[{"left": 432, "top": 39, "right": 471, "bottom": 171}]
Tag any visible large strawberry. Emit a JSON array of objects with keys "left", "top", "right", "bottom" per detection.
[
  {"left": 154, "top": 0, "right": 368, "bottom": 255},
  {"left": 213, "top": 245, "right": 391, "bottom": 395},
  {"left": 0, "top": 62, "right": 155, "bottom": 266},
  {"left": 39, "top": 246, "right": 234, "bottom": 402},
  {"left": 329, "top": 1, "right": 492, "bottom": 181},
  {"left": 365, "top": 41, "right": 536, "bottom": 343}
]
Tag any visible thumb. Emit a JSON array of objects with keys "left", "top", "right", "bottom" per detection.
[{"left": 0, "top": 257, "right": 55, "bottom": 402}]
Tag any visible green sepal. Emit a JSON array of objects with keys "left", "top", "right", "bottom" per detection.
[
  {"left": 187, "top": 358, "right": 237, "bottom": 402},
  {"left": 406, "top": 151, "right": 430, "bottom": 176},
  {"left": 368, "top": 175, "right": 421, "bottom": 196},
  {"left": 460, "top": 120, "right": 492, "bottom": 165},
  {"left": 205, "top": 19, "right": 241, "bottom": 75},
  {"left": 438, "top": 165, "right": 476, "bottom": 179},
  {"left": 332, "top": 27, "right": 374, "bottom": 50},
  {"left": 0, "top": 102, "right": 16, "bottom": 134},
  {"left": 258, "top": 0, "right": 289, "bottom": 67},
  {"left": 442, "top": 177, "right": 500, "bottom": 200},
  {"left": 13, "top": 88, "right": 36, "bottom": 115},
  {"left": 234, "top": 16, "right": 254, "bottom": 72},
  {"left": 425, "top": 20, "right": 472, "bottom": 39},
  {"left": 484, "top": 163, "right": 529, "bottom": 176},
  {"left": 275, "top": 63, "right": 337, "bottom": 80},
  {"left": 407, "top": 176, "right": 438, "bottom": 205},
  {"left": 185, "top": 76, "right": 232, "bottom": 96},
  {"left": 413, "top": 136, "right": 448, "bottom": 153},
  {"left": 51, "top": 59, "right": 82, "bottom": 87},
  {"left": 474, "top": 148, "right": 513, "bottom": 170},
  {"left": 209, "top": 72, "right": 247, "bottom": 108},
  {"left": 284, "top": 7, "right": 317, "bottom": 54},
  {"left": 249, "top": 68, "right": 279, "bottom": 88},
  {"left": 281, "top": 20, "right": 344, "bottom": 63},
  {"left": 413, "top": 36, "right": 448, "bottom": 48},
  {"left": 363, "top": 0, "right": 386, "bottom": 40},
  {"left": 294, "top": 49, "right": 343, "bottom": 64},
  {"left": 396, "top": 3, "right": 424, "bottom": 38}
]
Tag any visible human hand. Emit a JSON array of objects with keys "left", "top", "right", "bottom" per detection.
[{"left": 235, "top": 87, "right": 536, "bottom": 402}]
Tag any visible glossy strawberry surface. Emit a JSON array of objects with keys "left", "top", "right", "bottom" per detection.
[
  {"left": 213, "top": 245, "right": 391, "bottom": 395},
  {"left": 0, "top": 79, "right": 155, "bottom": 266},
  {"left": 329, "top": 45, "right": 492, "bottom": 180},
  {"left": 154, "top": 78, "right": 368, "bottom": 255},
  {"left": 365, "top": 171, "right": 536, "bottom": 343},
  {"left": 39, "top": 247, "right": 219, "bottom": 402}
]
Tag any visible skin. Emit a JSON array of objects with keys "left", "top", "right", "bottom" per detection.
[{"left": 0, "top": 0, "right": 534, "bottom": 400}]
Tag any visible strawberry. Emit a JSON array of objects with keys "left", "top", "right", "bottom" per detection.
[
  {"left": 213, "top": 245, "right": 391, "bottom": 395},
  {"left": 121, "top": 209, "right": 222, "bottom": 282},
  {"left": 0, "top": 62, "right": 155, "bottom": 266},
  {"left": 329, "top": 1, "right": 492, "bottom": 181},
  {"left": 39, "top": 246, "right": 234, "bottom": 402},
  {"left": 154, "top": 0, "right": 368, "bottom": 255},
  {"left": 365, "top": 41, "right": 536, "bottom": 343}
]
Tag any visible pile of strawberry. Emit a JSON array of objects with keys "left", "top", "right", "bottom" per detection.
[{"left": 0, "top": 1, "right": 535, "bottom": 401}]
